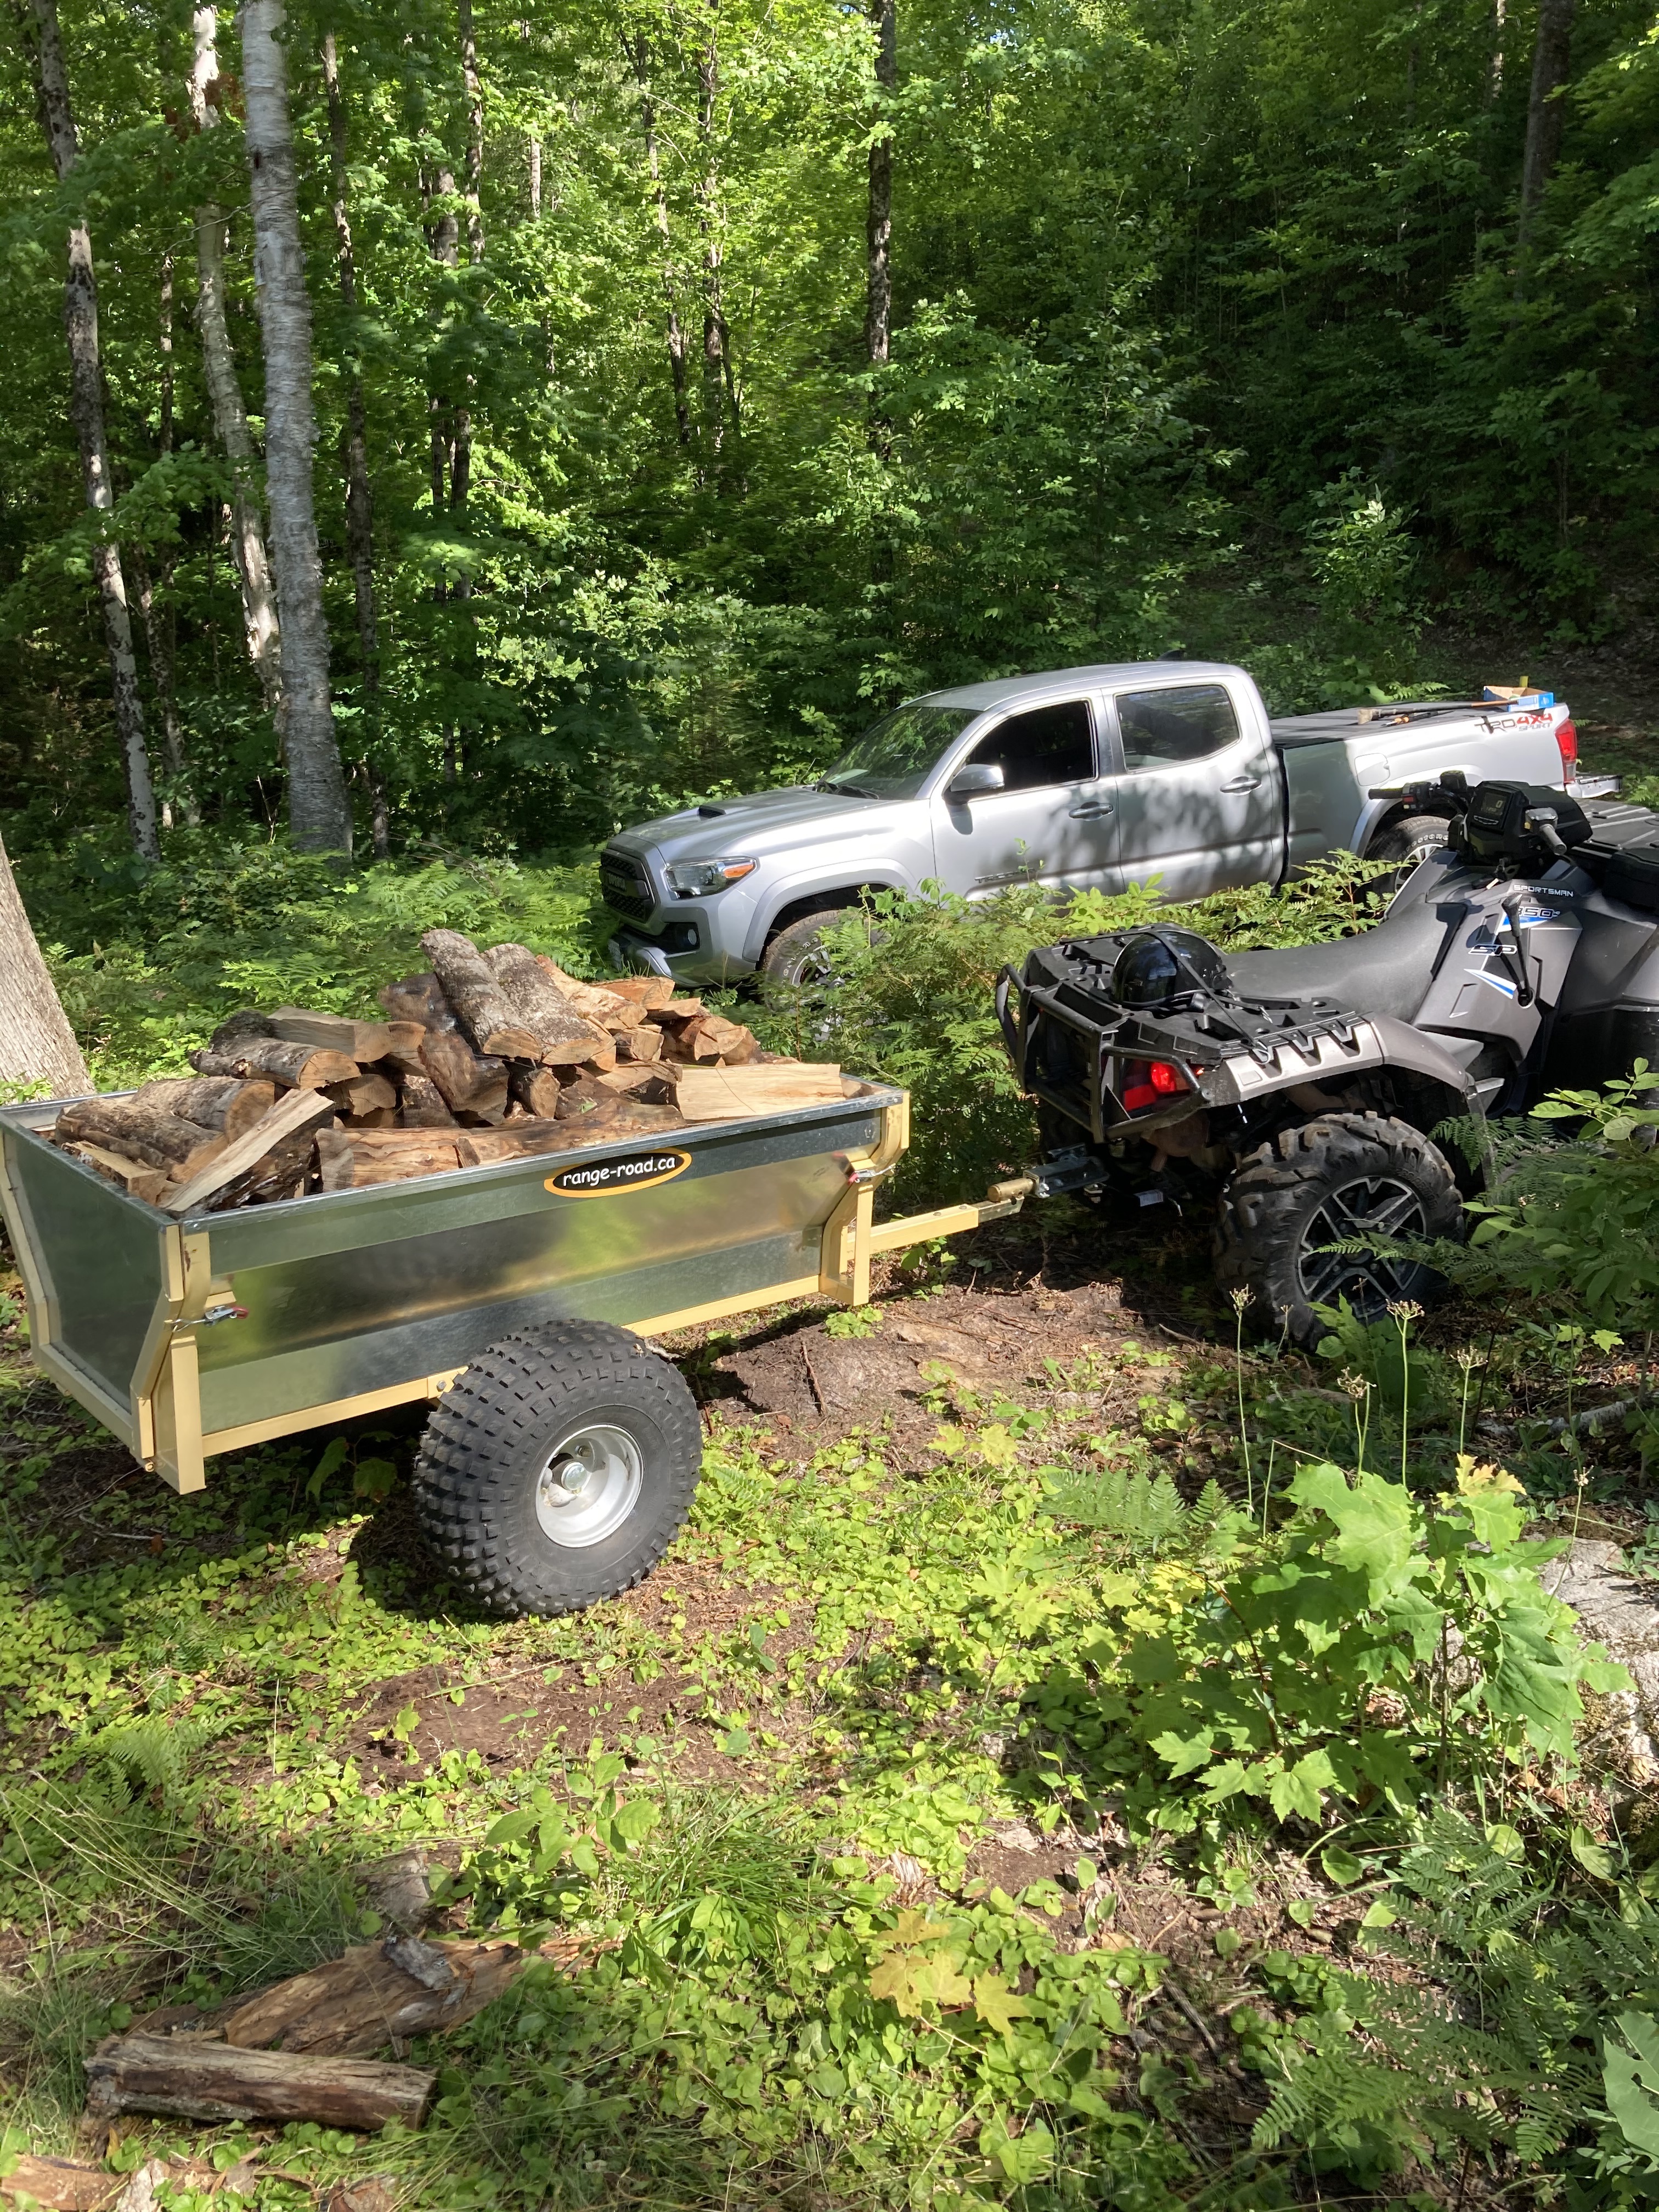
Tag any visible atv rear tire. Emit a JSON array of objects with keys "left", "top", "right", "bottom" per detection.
[
  {"left": 1214, "top": 1112, "right": 1460, "bottom": 1347},
  {"left": 411, "top": 1322, "right": 703, "bottom": 1616}
]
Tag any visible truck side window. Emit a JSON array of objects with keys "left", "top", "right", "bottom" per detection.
[
  {"left": 964, "top": 701, "right": 1094, "bottom": 792},
  {"left": 1117, "top": 684, "right": 1240, "bottom": 769}
]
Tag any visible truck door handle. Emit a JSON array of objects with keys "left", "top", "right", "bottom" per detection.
[
  {"left": 1068, "top": 803, "right": 1114, "bottom": 820},
  {"left": 1220, "top": 775, "right": 1262, "bottom": 793}
]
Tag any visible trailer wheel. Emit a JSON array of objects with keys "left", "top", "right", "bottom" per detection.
[
  {"left": 1214, "top": 1112, "right": 1460, "bottom": 1347},
  {"left": 411, "top": 1322, "right": 703, "bottom": 1616}
]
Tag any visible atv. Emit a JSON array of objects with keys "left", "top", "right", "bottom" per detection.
[{"left": 997, "top": 776, "right": 1659, "bottom": 1344}]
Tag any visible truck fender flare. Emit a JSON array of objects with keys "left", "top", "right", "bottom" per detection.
[
  {"left": 1352, "top": 765, "right": 1487, "bottom": 854},
  {"left": 743, "top": 874, "right": 911, "bottom": 965}
]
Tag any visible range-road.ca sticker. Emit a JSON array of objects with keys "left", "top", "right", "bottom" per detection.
[{"left": 544, "top": 1149, "right": 692, "bottom": 1198}]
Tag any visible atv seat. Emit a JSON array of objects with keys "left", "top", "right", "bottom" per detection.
[{"left": 1224, "top": 893, "right": 1457, "bottom": 1026}]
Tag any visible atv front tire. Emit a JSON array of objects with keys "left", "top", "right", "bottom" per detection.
[
  {"left": 411, "top": 1322, "right": 703, "bottom": 1615},
  {"left": 1214, "top": 1112, "right": 1460, "bottom": 1347}
]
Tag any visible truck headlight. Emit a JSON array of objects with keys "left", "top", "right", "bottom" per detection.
[{"left": 666, "top": 857, "right": 758, "bottom": 897}]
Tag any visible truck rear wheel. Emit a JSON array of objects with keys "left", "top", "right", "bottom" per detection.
[
  {"left": 1214, "top": 1112, "right": 1460, "bottom": 1347},
  {"left": 411, "top": 1322, "right": 703, "bottom": 1616},
  {"left": 1367, "top": 813, "right": 1453, "bottom": 901}
]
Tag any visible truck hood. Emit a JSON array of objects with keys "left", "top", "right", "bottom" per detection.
[{"left": 606, "top": 784, "right": 896, "bottom": 865}]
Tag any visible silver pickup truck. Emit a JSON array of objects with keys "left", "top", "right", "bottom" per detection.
[{"left": 600, "top": 659, "right": 1604, "bottom": 986}]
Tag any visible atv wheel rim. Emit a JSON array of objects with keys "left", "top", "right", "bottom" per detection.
[
  {"left": 1297, "top": 1175, "right": 1429, "bottom": 1310},
  {"left": 534, "top": 1423, "right": 644, "bottom": 1548}
]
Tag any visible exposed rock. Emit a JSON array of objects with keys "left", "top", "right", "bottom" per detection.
[{"left": 1543, "top": 1538, "right": 1659, "bottom": 1780}]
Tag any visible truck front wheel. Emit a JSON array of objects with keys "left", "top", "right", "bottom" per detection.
[
  {"left": 411, "top": 1322, "right": 703, "bottom": 1615},
  {"left": 1214, "top": 1112, "right": 1460, "bottom": 1346}
]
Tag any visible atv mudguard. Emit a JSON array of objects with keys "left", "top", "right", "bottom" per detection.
[{"left": 1152, "top": 1014, "right": 1475, "bottom": 1135}]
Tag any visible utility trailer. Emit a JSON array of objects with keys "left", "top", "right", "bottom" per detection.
[{"left": 0, "top": 1086, "right": 1028, "bottom": 1613}]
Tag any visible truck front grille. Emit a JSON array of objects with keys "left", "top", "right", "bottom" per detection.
[{"left": 600, "top": 850, "right": 655, "bottom": 923}]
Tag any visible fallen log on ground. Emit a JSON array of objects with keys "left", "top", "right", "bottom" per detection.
[{"left": 83, "top": 2032, "right": 435, "bottom": 2131}]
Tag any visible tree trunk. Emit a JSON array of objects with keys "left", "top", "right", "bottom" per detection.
[
  {"left": 130, "top": 547, "right": 190, "bottom": 822},
  {"left": 190, "top": 5, "right": 283, "bottom": 724},
  {"left": 25, "top": 0, "right": 160, "bottom": 863},
  {"left": 628, "top": 36, "right": 691, "bottom": 445},
  {"left": 239, "top": 0, "right": 353, "bottom": 854},
  {"left": 158, "top": 249, "right": 175, "bottom": 455},
  {"left": 1489, "top": 0, "right": 1506, "bottom": 101},
  {"left": 322, "top": 28, "right": 386, "bottom": 854},
  {"left": 695, "top": 13, "right": 733, "bottom": 472},
  {"left": 1519, "top": 0, "right": 1575, "bottom": 237},
  {"left": 865, "top": 0, "right": 894, "bottom": 367},
  {"left": 528, "top": 134, "right": 541, "bottom": 217},
  {"left": 459, "top": 0, "right": 484, "bottom": 266},
  {"left": 0, "top": 828, "right": 89, "bottom": 1096}
]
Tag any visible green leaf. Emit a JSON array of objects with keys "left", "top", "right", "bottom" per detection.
[
  {"left": 1571, "top": 1824, "right": 1615, "bottom": 1880},
  {"left": 1605, "top": 2014, "right": 1659, "bottom": 2163},
  {"left": 1151, "top": 1728, "right": 1214, "bottom": 1778},
  {"left": 1320, "top": 1845, "right": 1364, "bottom": 1887}
]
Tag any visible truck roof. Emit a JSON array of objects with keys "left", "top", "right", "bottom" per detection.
[{"left": 913, "top": 659, "right": 1244, "bottom": 712}]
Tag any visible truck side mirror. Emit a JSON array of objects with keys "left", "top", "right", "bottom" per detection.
[{"left": 946, "top": 761, "right": 1005, "bottom": 800}]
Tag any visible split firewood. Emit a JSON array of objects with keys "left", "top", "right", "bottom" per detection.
[
  {"left": 163, "top": 1090, "right": 338, "bottom": 1215},
  {"left": 455, "top": 1108, "right": 682, "bottom": 1163},
  {"left": 377, "top": 973, "right": 457, "bottom": 1030},
  {"left": 65, "top": 1144, "right": 171, "bottom": 1205},
  {"left": 324, "top": 1072, "right": 398, "bottom": 1120},
  {"left": 509, "top": 1065, "right": 565, "bottom": 1118},
  {"left": 83, "top": 2031, "right": 434, "bottom": 2132},
  {"left": 419, "top": 1029, "right": 509, "bottom": 1120},
  {"left": 484, "top": 943, "right": 613, "bottom": 1063},
  {"left": 532, "top": 956, "right": 642, "bottom": 1027},
  {"left": 674, "top": 1063, "right": 845, "bottom": 1119},
  {"left": 553, "top": 1077, "right": 622, "bottom": 1126},
  {"left": 605, "top": 974, "right": 675, "bottom": 1010},
  {"left": 580, "top": 1037, "right": 618, "bottom": 1074},
  {"left": 396, "top": 1073, "right": 458, "bottom": 1127},
  {"left": 594, "top": 1065, "right": 680, "bottom": 1107},
  {"left": 317, "top": 1129, "right": 470, "bottom": 1191},
  {"left": 190, "top": 1039, "right": 359, "bottom": 1090},
  {"left": 697, "top": 1014, "right": 760, "bottom": 1064},
  {"left": 612, "top": 1022, "right": 663, "bottom": 1063},
  {"left": 132, "top": 1077, "right": 279, "bottom": 1140},
  {"left": 659, "top": 1018, "right": 724, "bottom": 1065},
  {"left": 221, "top": 1934, "right": 533, "bottom": 2058},
  {"left": 268, "top": 1008, "right": 396, "bottom": 1064},
  {"left": 420, "top": 930, "right": 544, "bottom": 1060},
  {"left": 379, "top": 1020, "right": 430, "bottom": 1075},
  {"left": 54, "top": 1099, "right": 227, "bottom": 1181},
  {"left": 650, "top": 997, "right": 705, "bottom": 1031}
]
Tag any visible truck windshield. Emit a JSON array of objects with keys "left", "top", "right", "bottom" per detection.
[{"left": 818, "top": 704, "right": 978, "bottom": 800}]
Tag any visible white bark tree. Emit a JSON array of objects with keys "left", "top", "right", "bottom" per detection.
[
  {"left": 190, "top": 6, "right": 283, "bottom": 726},
  {"left": 26, "top": 0, "right": 160, "bottom": 863},
  {"left": 0, "top": 830, "right": 89, "bottom": 1097},
  {"left": 238, "top": 0, "right": 353, "bottom": 853}
]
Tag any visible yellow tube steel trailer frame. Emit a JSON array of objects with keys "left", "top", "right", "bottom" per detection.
[{"left": 0, "top": 1085, "right": 1030, "bottom": 1497}]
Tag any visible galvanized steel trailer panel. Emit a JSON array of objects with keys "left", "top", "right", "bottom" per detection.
[{"left": 0, "top": 1086, "right": 921, "bottom": 1495}]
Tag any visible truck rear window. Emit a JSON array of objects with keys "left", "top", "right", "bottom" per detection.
[{"left": 1118, "top": 684, "right": 1240, "bottom": 768}]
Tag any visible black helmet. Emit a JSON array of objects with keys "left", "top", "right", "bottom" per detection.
[{"left": 1111, "top": 928, "right": 1233, "bottom": 1009}]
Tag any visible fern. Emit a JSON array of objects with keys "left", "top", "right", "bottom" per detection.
[{"left": 1039, "top": 1465, "right": 1187, "bottom": 1550}]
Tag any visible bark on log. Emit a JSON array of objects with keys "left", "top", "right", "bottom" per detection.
[
  {"left": 210, "top": 1008, "right": 275, "bottom": 1053},
  {"left": 83, "top": 2030, "right": 433, "bottom": 2131},
  {"left": 484, "top": 943, "right": 611, "bottom": 1060},
  {"left": 163, "top": 1087, "right": 336, "bottom": 1214},
  {"left": 420, "top": 930, "right": 543, "bottom": 1058},
  {"left": 221, "top": 1934, "right": 532, "bottom": 2057},
  {"left": 66, "top": 1144, "right": 171, "bottom": 1205},
  {"left": 0, "top": 2154, "right": 123, "bottom": 2210},
  {"left": 269, "top": 1008, "right": 395, "bottom": 1062},
  {"left": 54, "top": 1100, "right": 227, "bottom": 1178},
  {"left": 133, "top": 1076, "right": 278, "bottom": 1139},
  {"left": 377, "top": 972, "right": 456, "bottom": 1030},
  {"left": 396, "top": 1072, "right": 457, "bottom": 1127},
  {"left": 190, "top": 1039, "right": 359, "bottom": 1089},
  {"left": 0, "top": 824, "right": 89, "bottom": 1096},
  {"left": 419, "top": 1029, "right": 507, "bottom": 1118}
]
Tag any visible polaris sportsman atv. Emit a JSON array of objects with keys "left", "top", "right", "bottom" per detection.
[{"left": 997, "top": 777, "right": 1659, "bottom": 1343}]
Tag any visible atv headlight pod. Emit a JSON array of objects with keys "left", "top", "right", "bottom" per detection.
[{"left": 666, "top": 857, "right": 758, "bottom": 898}]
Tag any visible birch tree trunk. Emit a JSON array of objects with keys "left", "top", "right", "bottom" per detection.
[
  {"left": 239, "top": 0, "right": 353, "bottom": 854},
  {"left": 0, "top": 828, "right": 89, "bottom": 1097},
  {"left": 322, "top": 28, "right": 386, "bottom": 854},
  {"left": 190, "top": 5, "right": 283, "bottom": 724},
  {"left": 628, "top": 35, "right": 691, "bottom": 446},
  {"left": 26, "top": 0, "right": 160, "bottom": 863},
  {"left": 865, "top": 0, "right": 895, "bottom": 367}
]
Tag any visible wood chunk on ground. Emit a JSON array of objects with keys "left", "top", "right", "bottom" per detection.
[
  {"left": 219, "top": 1934, "right": 534, "bottom": 2058},
  {"left": 675, "top": 1063, "right": 844, "bottom": 1119},
  {"left": 83, "top": 2032, "right": 433, "bottom": 2132},
  {"left": 0, "top": 2155, "right": 124, "bottom": 2209},
  {"left": 420, "top": 929, "right": 544, "bottom": 1060}
]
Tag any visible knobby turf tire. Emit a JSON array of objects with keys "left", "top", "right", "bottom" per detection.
[
  {"left": 411, "top": 1321, "right": 703, "bottom": 1616},
  {"left": 1213, "top": 1111, "right": 1460, "bottom": 1348}
]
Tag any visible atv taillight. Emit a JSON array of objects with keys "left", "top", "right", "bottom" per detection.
[
  {"left": 1121, "top": 1059, "right": 1190, "bottom": 1111},
  {"left": 1557, "top": 716, "right": 1578, "bottom": 773}
]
